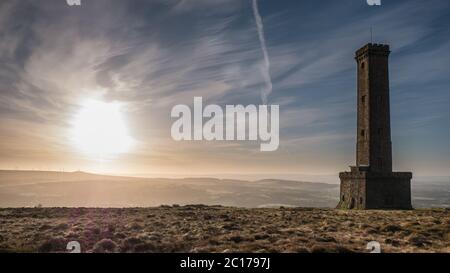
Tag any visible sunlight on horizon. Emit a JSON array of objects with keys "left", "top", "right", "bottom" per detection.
[{"left": 71, "top": 99, "right": 133, "bottom": 157}]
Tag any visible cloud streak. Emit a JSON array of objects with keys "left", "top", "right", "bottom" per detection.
[{"left": 252, "top": 0, "right": 272, "bottom": 104}]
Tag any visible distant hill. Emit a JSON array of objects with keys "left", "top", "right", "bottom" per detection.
[{"left": 0, "top": 170, "right": 448, "bottom": 208}]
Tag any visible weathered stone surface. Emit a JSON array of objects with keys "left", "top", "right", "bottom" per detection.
[
  {"left": 337, "top": 168, "right": 412, "bottom": 209},
  {"left": 338, "top": 43, "right": 412, "bottom": 210}
]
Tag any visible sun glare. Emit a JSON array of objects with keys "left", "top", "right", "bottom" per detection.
[{"left": 71, "top": 100, "right": 133, "bottom": 156}]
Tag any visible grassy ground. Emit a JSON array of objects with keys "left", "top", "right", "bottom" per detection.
[{"left": 0, "top": 206, "right": 448, "bottom": 253}]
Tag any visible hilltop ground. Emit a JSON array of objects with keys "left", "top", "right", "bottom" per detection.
[{"left": 0, "top": 207, "right": 448, "bottom": 253}]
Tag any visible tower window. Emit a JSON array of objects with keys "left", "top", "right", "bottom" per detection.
[
  {"left": 360, "top": 197, "right": 363, "bottom": 204},
  {"left": 361, "top": 129, "right": 365, "bottom": 137},
  {"left": 342, "top": 195, "right": 345, "bottom": 201},
  {"left": 361, "top": 95, "right": 366, "bottom": 104},
  {"left": 361, "top": 62, "right": 365, "bottom": 69}
]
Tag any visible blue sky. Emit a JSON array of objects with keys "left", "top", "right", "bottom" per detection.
[{"left": 0, "top": 0, "right": 449, "bottom": 178}]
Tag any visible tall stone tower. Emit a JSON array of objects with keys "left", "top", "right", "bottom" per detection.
[{"left": 337, "top": 43, "right": 412, "bottom": 210}]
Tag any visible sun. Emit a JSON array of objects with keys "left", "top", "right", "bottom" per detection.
[{"left": 71, "top": 100, "right": 133, "bottom": 156}]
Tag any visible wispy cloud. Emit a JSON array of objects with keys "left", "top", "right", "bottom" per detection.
[
  {"left": 0, "top": 0, "right": 449, "bottom": 175},
  {"left": 252, "top": 0, "right": 273, "bottom": 104}
]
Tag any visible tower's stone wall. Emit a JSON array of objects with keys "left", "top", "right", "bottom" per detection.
[
  {"left": 338, "top": 43, "right": 412, "bottom": 210},
  {"left": 337, "top": 169, "right": 412, "bottom": 209},
  {"left": 355, "top": 44, "right": 392, "bottom": 173}
]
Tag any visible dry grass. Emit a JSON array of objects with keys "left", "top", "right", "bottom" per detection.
[{"left": 0, "top": 206, "right": 448, "bottom": 253}]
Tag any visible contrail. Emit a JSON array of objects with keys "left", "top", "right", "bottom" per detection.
[{"left": 252, "top": 0, "right": 272, "bottom": 105}]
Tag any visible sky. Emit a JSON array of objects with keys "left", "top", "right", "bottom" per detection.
[{"left": 0, "top": 0, "right": 449, "bottom": 179}]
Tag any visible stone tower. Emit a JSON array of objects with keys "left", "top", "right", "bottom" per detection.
[{"left": 337, "top": 43, "right": 412, "bottom": 210}]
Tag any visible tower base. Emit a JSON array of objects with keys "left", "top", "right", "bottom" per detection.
[{"left": 337, "top": 166, "right": 412, "bottom": 210}]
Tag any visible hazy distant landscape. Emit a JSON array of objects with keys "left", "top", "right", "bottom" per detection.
[
  {"left": 0, "top": 170, "right": 448, "bottom": 208},
  {"left": 0, "top": 171, "right": 448, "bottom": 253}
]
